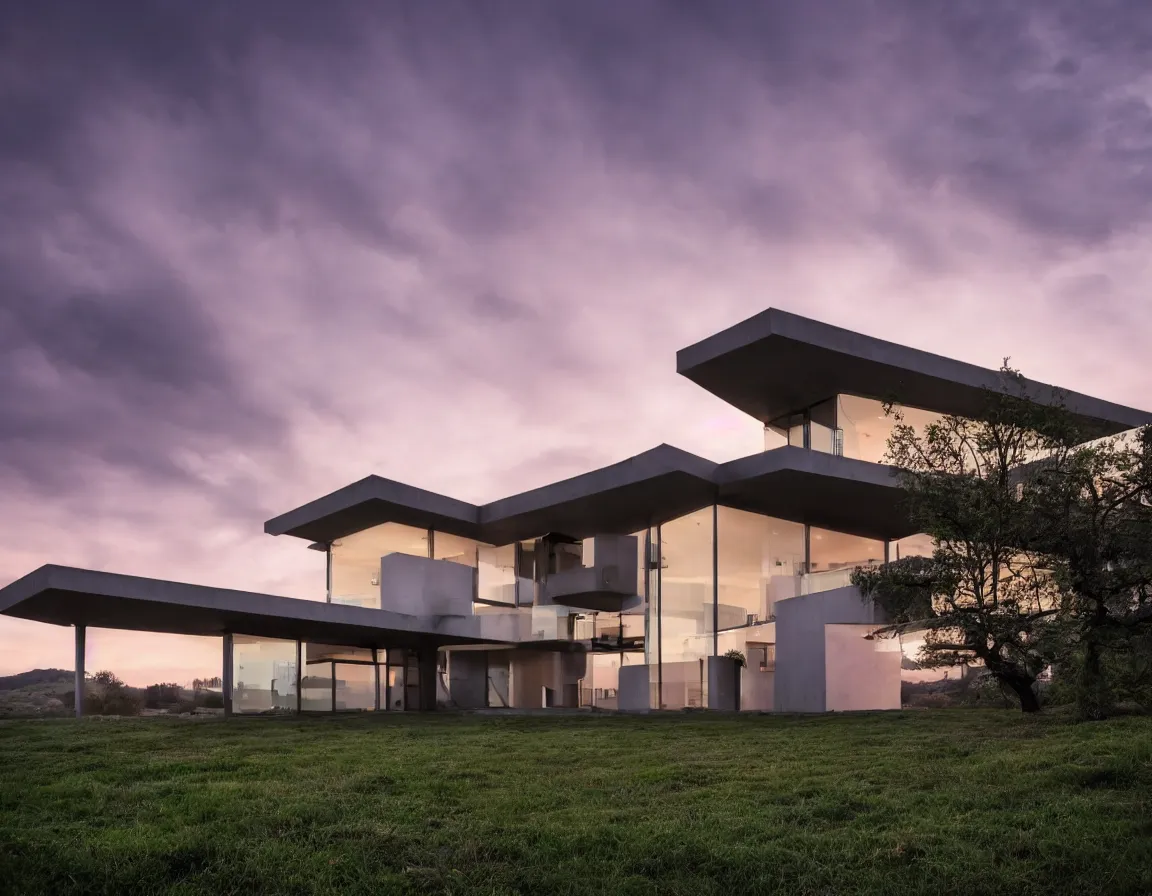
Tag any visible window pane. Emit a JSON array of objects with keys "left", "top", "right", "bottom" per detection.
[
  {"left": 478, "top": 544, "right": 517, "bottom": 605},
  {"left": 330, "top": 523, "right": 429, "bottom": 608},
  {"left": 836, "top": 395, "right": 944, "bottom": 465},
  {"left": 334, "top": 663, "right": 375, "bottom": 711},
  {"left": 717, "top": 508, "right": 805, "bottom": 625},
  {"left": 807, "top": 527, "right": 885, "bottom": 594},
  {"left": 301, "top": 663, "right": 333, "bottom": 711},
  {"left": 232, "top": 636, "right": 297, "bottom": 714},
  {"left": 434, "top": 533, "right": 481, "bottom": 567},
  {"left": 658, "top": 506, "right": 714, "bottom": 709},
  {"left": 810, "top": 398, "right": 837, "bottom": 455}
]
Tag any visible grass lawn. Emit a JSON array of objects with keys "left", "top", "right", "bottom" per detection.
[{"left": 1, "top": 710, "right": 1150, "bottom": 896}]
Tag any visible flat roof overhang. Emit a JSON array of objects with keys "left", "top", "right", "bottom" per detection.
[
  {"left": 263, "top": 477, "right": 482, "bottom": 544},
  {"left": 263, "top": 444, "right": 920, "bottom": 548},
  {"left": 0, "top": 566, "right": 491, "bottom": 648},
  {"left": 677, "top": 308, "right": 1152, "bottom": 437},
  {"left": 715, "top": 447, "right": 912, "bottom": 540},
  {"left": 266, "top": 445, "right": 720, "bottom": 546},
  {"left": 479, "top": 445, "right": 718, "bottom": 543}
]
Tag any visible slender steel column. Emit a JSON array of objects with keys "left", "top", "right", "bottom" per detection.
[
  {"left": 222, "top": 633, "right": 234, "bottom": 718},
  {"left": 295, "top": 640, "right": 303, "bottom": 714},
  {"left": 373, "top": 648, "right": 381, "bottom": 711},
  {"left": 712, "top": 502, "right": 719, "bottom": 657},
  {"left": 655, "top": 524, "right": 663, "bottom": 710},
  {"left": 74, "top": 624, "right": 85, "bottom": 718}
]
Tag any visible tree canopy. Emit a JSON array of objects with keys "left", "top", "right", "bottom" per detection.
[{"left": 854, "top": 367, "right": 1152, "bottom": 717}]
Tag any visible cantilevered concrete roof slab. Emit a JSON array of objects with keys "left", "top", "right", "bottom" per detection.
[
  {"left": 264, "top": 477, "right": 483, "bottom": 544},
  {"left": 264, "top": 443, "right": 920, "bottom": 546},
  {"left": 0, "top": 566, "right": 490, "bottom": 648},
  {"left": 715, "top": 447, "right": 910, "bottom": 540},
  {"left": 266, "top": 445, "right": 719, "bottom": 546},
  {"left": 677, "top": 308, "right": 1152, "bottom": 437},
  {"left": 480, "top": 445, "right": 718, "bottom": 543}
]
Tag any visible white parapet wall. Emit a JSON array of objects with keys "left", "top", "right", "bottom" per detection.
[
  {"left": 773, "top": 584, "right": 898, "bottom": 713},
  {"left": 824, "top": 624, "right": 901, "bottom": 711},
  {"left": 378, "top": 552, "right": 475, "bottom": 616}
]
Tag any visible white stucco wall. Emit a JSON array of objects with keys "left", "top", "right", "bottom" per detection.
[{"left": 824, "top": 623, "right": 901, "bottom": 711}]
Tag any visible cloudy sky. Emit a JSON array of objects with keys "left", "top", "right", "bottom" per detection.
[{"left": 2, "top": 1, "right": 1151, "bottom": 684}]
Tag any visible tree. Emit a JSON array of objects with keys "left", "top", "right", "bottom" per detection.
[
  {"left": 84, "top": 670, "right": 143, "bottom": 716},
  {"left": 144, "top": 682, "right": 183, "bottom": 708},
  {"left": 853, "top": 367, "right": 1081, "bottom": 713},
  {"left": 1030, "top": 425, "right": 1152, "bottom": 718}
]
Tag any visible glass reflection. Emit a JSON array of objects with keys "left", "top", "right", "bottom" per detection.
[
  {"left": 478, "top": 544, "right": 517, "bottom": 605},
  {"left": 300, "top": 665, "right": 333, "bottom": 712},
  {"left": 836, "top": 395, "right": 944, "bottom": 465},
  {"left": 232, "top": 636, "right": 297, "bottom": 714},
  {"left": 335, "top": 663, "right": 375, "bottom": 711},
  {"left": 806, "top": 527, "right": 885, "bottom": 594},
  {"left": 658, "top": 507, "right": 714, "bottom": 709},
  {"left": 717, "top": 508, "right": 805, "bottom": 625},
  {"left": 433, "top": 533, "right": 481, "bottom": 567},
  {"left": 329, "top": 522, "right": 429, "bottom": 608}
]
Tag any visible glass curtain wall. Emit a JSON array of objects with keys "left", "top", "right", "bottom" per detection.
[
  {"left": 836, "top": 395, "right": 944, "bottom": 465},
  {"left": 329, "top": 522, "right": 430, "bottom": 607},
  {"left": 658, "top": 507, "right": 714, "bottom": 709},
  {"left": 433, "top": 533, "right": 480, "bottom": 567},
  {"left": 806, "top": 527, "right": 885, "bottom": 593},
  {"left": 232, "top": 636, "right": 297, "bottom": 714},
  {"left": 716, "top": 509, "right": 805, "bottom": 628},
  {"left": 478, "top": 544, "right": 517, "bottom": 605},
  {"left": 229, "top": 639, "right": 422, "bottom": 713},
  {"left": 764, "top": 394, "right": 945, "bottom": 463}
]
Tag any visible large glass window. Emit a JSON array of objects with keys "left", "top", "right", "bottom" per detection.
[
  {"left": 658, "top": 507, "right": 714, "bottom": 708},
  {"left": 717, "top": 508, "right": 805, "bottom": 626},
  {"left": 335, "top": 663, "right": 376, "bottom": 711},
  {"left": 433, "top": 533, "right": 481, "bottom": 567},
  {"left": 809, "top": 397, "right": 837, "bottom": 455},
  {"left": 329, "top": 522, "right": 429, "bottom": 608},
  {"left": 836, "top": 395, "right": 944, "bottom": 465},
  {"left": 806, "top": 527, "right": 885, "bottom": 594},
  {"left": 892, "top": 533, "right": 934, "bottom": 560},
  {"left": 300, "top": 666, "right": 333, "bottom": 712},
  {"left": 232, "top": 636, "right": 297, "bottom": 714},
  {"left": 478, "top": 544, "right": 517, "bottom": 606}
]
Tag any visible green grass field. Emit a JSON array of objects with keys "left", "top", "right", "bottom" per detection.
[{"left": 1, "top": 710, "right": 1150, "bottom": 896}]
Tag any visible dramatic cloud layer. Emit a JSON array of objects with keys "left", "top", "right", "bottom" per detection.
[{"left": 2, "top": 1, "right": 1151, "bottom": 682}]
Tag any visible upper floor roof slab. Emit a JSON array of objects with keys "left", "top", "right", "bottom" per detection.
[
  {"left": 676, "top": 308, "right": 1152, "bottom": 436},
  {"left": 266, "top": 444, "right": 914, "bottom": 545}
]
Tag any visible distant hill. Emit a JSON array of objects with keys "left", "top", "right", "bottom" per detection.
[{"left": 0, "top": 669, "right": 73, "bottom": 691}]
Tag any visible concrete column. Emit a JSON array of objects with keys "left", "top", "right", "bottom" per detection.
[
  {"left": 373, "top": 648, "right": 381, "bottom": 711},
  {"left": 74, "top": 624, "right": 85, "bottom": 718},
  {"left": 222, "top": 633, "right": 234, "bottom": 717},
  {"left": 416, "top": 647, "right": 438, "bottom": 711},
  {"left": 707, "top": 655, "right": 740, "bottom": 711},
  {"left": 447, "top": 650, "right": 488, "bottom": 709}
]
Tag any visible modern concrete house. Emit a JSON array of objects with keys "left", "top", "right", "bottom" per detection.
[{"left": 3, "top": 309, "right": 1149, "bottom": 716}]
